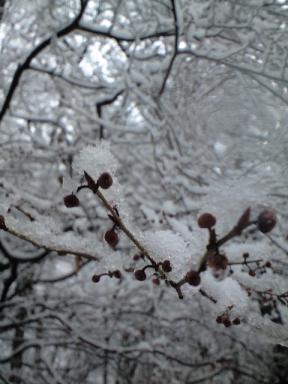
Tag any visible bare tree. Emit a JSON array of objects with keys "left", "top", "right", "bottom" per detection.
[{"left": 0, "top": 1, "right": 288, "bottom": 383}]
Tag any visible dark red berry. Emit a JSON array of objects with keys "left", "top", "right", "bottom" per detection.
[
  {"left": 257, "top": 210, "right": 276, "bottom": 233},
  {"left": 207, "top": 252, "right": 228, "bottom": 270},
  {"left": 113, "top": 270, "right": 122, "bottom": 279},
  {"left": 64, "top": 194, "right": 80, "bottom": 208},
  {"left": 265, "top": 261, "right": 272, "bottom": 268},
  {"left": 0, "top": 215, "right": 8, "bottom": 231},
  {"left": 185, "top": 270, "right": 201, "bottom": 286},
  {"left": 133, "top": 254, "right": 141, "bottom": 261},
  {"left": 223, "top": 318, "right": 231, "bottom": 327},
  {"left": 92, "top": 274, "right": 100, "bottom": 283},
  {"left": 197, "top": 213, "right": 216, "bottom": 229},
  {"left": 97, "top": 172, "right": 113, "bottom": 189},
  {"left": 104, "top": 229, "right": 119, "bottom": 247},
  {"left": 134, "top": 269, "right": 146, "bottom": 281},
  {"left": 249, "top": 270, "right": 256, "bottom": 277},
  {"left": 216, "top": 315, "right": 223, "bottom": 324},
  {"left": 233, "top": 317, "right": 241, "bottom": 325},
  {"left": 162, "top": 260, "right": 172, "bottom": 273},
  {"left": 152, "top": 277, "right": 160, "bottom": 286}
]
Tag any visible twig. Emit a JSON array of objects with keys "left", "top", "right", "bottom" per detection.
[
  {"left": 6, "top": 227, "right": 99, "bottom": 261},
  {"left": 228, "top": 259, "right": 263, "bottom": 266},
  {"left": 95, "top": 188, "right": 157, "bottom": 267},
  {"left": 158, "top": 0, "right": 179, "bottom": 97}
]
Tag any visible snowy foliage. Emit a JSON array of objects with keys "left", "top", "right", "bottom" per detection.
[
  {"left": 141, "top": 230, "right": 194, "bottom": 280},
  {"left": 1, "top": 0, "right": 288, "bottom": 383},
  {"left": 73, "top": 142, "right": 118, "bottom": 180}
]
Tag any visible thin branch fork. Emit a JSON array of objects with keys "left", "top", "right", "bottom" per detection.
[
  {"left": 0, "top": 0, "right": 89, "bottom": 123},
  {"left": 158, "top": 0, "right": 179, "bottom": 97},
  {"left": 77, "top": 178, "right": 192, "bottom": 299}
]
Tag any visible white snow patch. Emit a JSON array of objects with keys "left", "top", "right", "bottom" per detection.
[
  {"left": 201, "top": 272, "right": 248, "bottom": 316},
  {"left": 73, "top": 141, "right": 118, "bottom": 181}
]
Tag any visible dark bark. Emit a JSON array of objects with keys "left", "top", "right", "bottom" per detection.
[{"left": 0, "top": 0, "right": 89, "bottom": 123}]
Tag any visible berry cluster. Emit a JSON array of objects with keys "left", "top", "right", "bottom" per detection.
[
  {"left": 215, "top": 306, "right": 241, "bottom": 327},
  {"left": 63, "top": 170, "right": 278, "bottom": 319},
  {"left": 64, "top": 172, "right": 120, "bottom": 248},
  {"left": 0, "top": 160, "right": 281, "bottom": 332},
  {"left": 134, "top": 260, "right": 172, "bottom": 282},
  {"left": 197, "top": 208, "right": 276, "bottom": 278},
  {"left": 64, "top": 171, "right": 114, "bottom": 208},
  {"left": 92, "top": 269, "right": 122, "bottom": 283},
  {"left": 134, "top": 255, "right": 177, "bottom": 285},
  {"left": 228, "top": 252, "right": 273, "bottom": 278},
  {"left": 216, "top": 314, "right": 241, "bottom": 327}
]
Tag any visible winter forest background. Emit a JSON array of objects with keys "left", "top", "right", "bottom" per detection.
[{"left": 0, "top": 0, "right": 288, "bottom": 383}]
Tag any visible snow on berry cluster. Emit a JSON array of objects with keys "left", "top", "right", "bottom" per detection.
[
  {"left": 59, "top": 144, "right": 281, "bottom": 328},
  {"left": 0, "top": 142, "right": 282, "bottom": 333}
]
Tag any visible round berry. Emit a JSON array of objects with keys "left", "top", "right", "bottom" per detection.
[
  {"left": 185, "top": 270, "right": 201, "bottom": 286},
  {"left": 216, "top": 315, "right": 223, "bottom": 324},
  {"left": 223, "top": 318, "right": 231, "bottom": 327},
  {"left": 265, "top": 261, "right": 272, "bottom": 268},
  {"left": 233, "top": 317, "right": 241, "bottom": 325},
  {"left": 197, "top": 213, "right": 216, "bottom": 229},
  {"left": 97, "top": 172, "right": 113, "bottom": 189},
  {"left": 257, "top": 210, "right": 276, "bottom": 233},
  {"left": 207, "top": 252, "right": 228, "bottom": 270},
  {"left": 152, "top": 277, "right": 160, "bottom": 286},
  {"left": 249, "top": 270, "right": 256, "bottom": 277},
  {"left": 162, "top": 260, "right": 172, "bottom": 273},
  {"left": 113, "top": 270, "right": 122, "bottom": 279},
  {"left": 64, "top": 194, "right": 80, "bottom": 208},
  {"left": 134, "top": 269, "right": 146, "bottom": 281},
  {"left": 104, "top": 229, "right": 119, "bottom": 247},
  {"left": 92, "top": 274, "right": 100, "bottom": 283}
]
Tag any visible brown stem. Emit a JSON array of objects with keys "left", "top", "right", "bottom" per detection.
[
  {"left": 216, "top": 222, "right": 254, "bottom": 247},
  {"left": 170, "top": 281, "right": 184, "bottom": 299},
  {"left": 7, "top": 227, "right": 99, "bottom": 261},
  {"left": 199, "top": 289, "right": 217, "bottom": 304},
  {"left": 94, "top": 188, "right": 188, "bottom": 297},
  {"left": 228, "top": 259, "right": 263, "bottom": 266},
  {"left": 96, "top": 188, "right": 157, "bottom": 267}
]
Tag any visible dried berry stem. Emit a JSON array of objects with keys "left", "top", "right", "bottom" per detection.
[
  {"left": 143, "top": 264, "right": 157, "bottom": 272},
  {"left": 170, "top": 281, "right": 185, "bottom": 299},
  {"left": 228, "top": 259, "right": 263, "bottom": 266}
]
